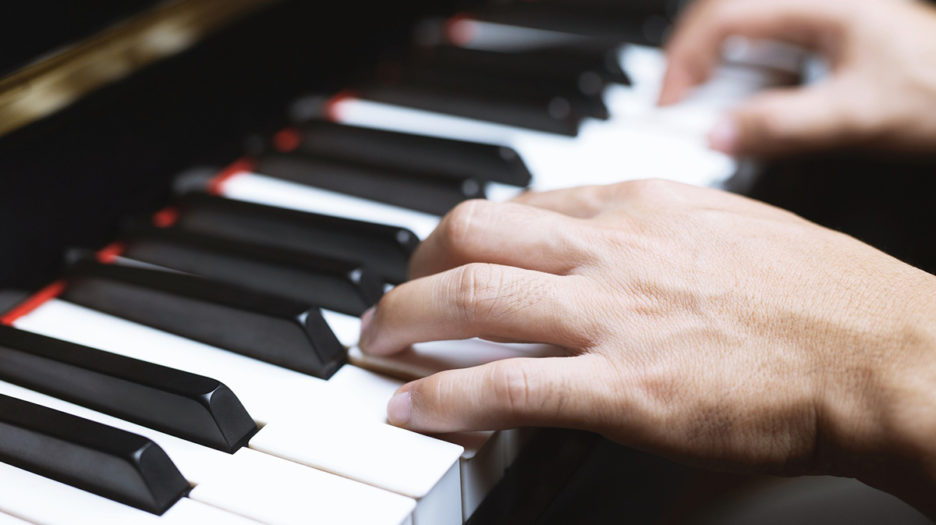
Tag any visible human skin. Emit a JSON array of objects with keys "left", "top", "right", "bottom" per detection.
[
  {"left": 658, "top": 0, "right": 936, "bottom": 157},
  {"left": 358, "top": 181, "right": 936, "bottom": 516}
]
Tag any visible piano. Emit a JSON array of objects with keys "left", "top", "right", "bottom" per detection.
[{"left": 1, "top": 1, "right": 934, "bottom": 524}]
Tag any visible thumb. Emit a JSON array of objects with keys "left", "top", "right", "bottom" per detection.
[
  {"left": 708, "top": 83, "right": 858, "bottom": 157},
  {"left": 386, "top": 355, "right": 609, "bottom": 433}
]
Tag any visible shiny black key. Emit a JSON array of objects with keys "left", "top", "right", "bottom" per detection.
[
  {"left": 360, "top": 80, "right": 582, "bottom": 136},
  {"left": 509, "top": 0, "right": 682, "bottom": 21},
  {"left": 472, "top": 6, "right": 666, "bottom": 46},
  {"left": 0, "top": 393, "right": 189, "bottom": 514},
  {"left": 0, "top": 325, "right": 257, "bottom": 453},
  {"left": 164, "top": 193, "right": 417, "bottom": 284},
  {"left": 62, "top": 260, "right": 346, "bottom": 379},
  {"left": 254, "top": 153, "right": 484, "bottom": 216},
  {"left": 288, "top": 121, "right": 532, "bottom": 186},
  {"left": 396, "top": 64, "right": 610, "bottom": 120},
  {"left": 413, "top": 46, "right": 609, "bottom": 99},
  {"left": 420, "top": 44, "right": 630, "bottom": 87},
  {"left": 120, "top": 223, "right": 383, "bottom": 316}
]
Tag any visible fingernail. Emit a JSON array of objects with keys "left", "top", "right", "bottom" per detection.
[
  {"left": 708, "top": 117, "right": 739, "bottom": 154},
  {"left": 358, "top": 307, "right": 376, "bottom": 351},
  {"left": 387, "top": 391, "right": 412, "bottom": 426}
]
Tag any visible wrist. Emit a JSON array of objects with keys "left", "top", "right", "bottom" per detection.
[{"left": 819, "top": 266, "right": 936, "bottom": 515}]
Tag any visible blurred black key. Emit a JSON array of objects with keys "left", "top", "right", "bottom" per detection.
[
  {"left": 414, "top": 45, "right": 627, "bottom": 99},
  {"left": 62, "top": 260, "right": 346, "bottom": 379},
  {"left": 0, "top": 325, "right": 257, "bottom": 452},
  {"left": 162, "top": 194, "right": 417, "bottom": 284},
  {"left": 254, "top": 153, "right": 484, "bottom": 216},
  {"left": 471, "top": 6, "right": 669, "bottom": 46},
  {"left": 286, "top": 121, "right": 532, "bottom": 186},
  {"left": 120, "top": 223, "right": 383, "bottom": 316},
  {"left": 396, "top": 64, "right": 610, "bottom": 120},
  {"left": 0, "top": 393, "right": 189, "bottom": 514},
  {"left": 360, "top": 80, "right": 582, "bottom": 136},
  {"left": 500, "top": 0, "right": 681, "bottom": 20}
]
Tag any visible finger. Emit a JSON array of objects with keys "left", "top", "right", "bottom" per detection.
[
  {"left": 409, "top": 199, "right": 594, "bottom": 279},
  {"left": 386, "top": 355, "right": 613, "bottom": 432},
  {"left": 708, "top": 81, "right": 861, "bottom": 156},
  {"left": 359, "top": 263, "right": 596, "bottom": 356},
  {"left": 659, "top": 0, "right": 847, "bottom": 106},
  {"left": 510, "top": 185, "right": 615, "bottom": 218}
]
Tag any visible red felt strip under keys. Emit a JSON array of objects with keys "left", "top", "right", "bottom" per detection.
[{"left": 1, "top": 281, "right": 67, "bottom": 326}]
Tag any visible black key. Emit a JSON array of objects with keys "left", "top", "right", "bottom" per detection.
[
  {"left": 163, "top": 193, "right": 417, "bottom": 284},
  {"left": 285, "top": 121, "right": 532, "bottom": 187},
  {"left": 254, "top": 153, "right": 483, "bottom": 216},
  {"left": 0, "top": 393, "right": 189, "bottom": 514},
  {"left": 471, "top": 6, "right": 669, "bottom": 46},
  {"left": 419, "top": 44, "right": 630, "bottom": 87},
  {"left": 120, "top": 223, "right": 383, "bottom": 316},
  {"left": 61, "top": 259, "right": 346, "bottom": 379},
  {"left": 413, "top": 45, "right": 610, "bottom": 101},
  {"left": 0, "top": 325, "right": 257, "bottom": 453},
  {"left": 360, "top": 80, "right": 583, "bottom": 136},
  {"left": 395, "top": 63, "right": 610, "bottom": 120},
  {"left": 508, "top": 0, "right": 683, "bottom": 21}
]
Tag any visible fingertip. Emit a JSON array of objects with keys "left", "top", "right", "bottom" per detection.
[
  {"left": 707, "top": 116, "right": 740, "bottom": 155},
  {"left": 358, "top": 306, "right": 391, "bottom": 356},
  {"left": 657, "top": 68, "right": 688, "bottom": 106},
  {"left": 387, "top": 390, "right": 412, "bottom": 427}
]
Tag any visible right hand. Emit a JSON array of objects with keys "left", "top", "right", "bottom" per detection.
[{"left": 658, "top": 0, "right": 936, "bottom": 157}]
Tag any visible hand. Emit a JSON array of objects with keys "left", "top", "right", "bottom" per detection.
[
  {"left": 359, "top": 181, "right": 936, "bottom": 514},
  {"left": 658, "top": 0, "right": 936, "bottom": 157}
]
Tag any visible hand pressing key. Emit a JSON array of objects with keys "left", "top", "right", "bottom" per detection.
[
  {"left": 658, "top": 0, "right": 936, "bottom": 157},
  {"left": 359, "top": 180, "right": 936, "bottom": 516}
]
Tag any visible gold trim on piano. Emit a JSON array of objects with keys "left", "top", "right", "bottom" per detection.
[{"left": 0, "top": 0, "right": 276, "bottom": 138}]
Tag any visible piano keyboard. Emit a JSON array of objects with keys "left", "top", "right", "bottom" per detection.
[{"left": 0, "top": 5, "right": 801, "bottom": 524}]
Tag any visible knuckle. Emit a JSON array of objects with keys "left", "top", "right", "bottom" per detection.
[
  {"left": 621, "top": 178, "right": 677, "bottom": 203},
  {"left": 440, "top": 199, "right": 490, "bottom": 256},
  {"left": 490, "top": 361, "right": 535, "bottom": 416},
  {"left": 451, "top": 263, "right": 504, "bottom": 321}
]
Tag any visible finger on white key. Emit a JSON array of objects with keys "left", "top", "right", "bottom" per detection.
[
  {"left": 409, "top": 200, "right": 595, "bottom": 279},
  {"left": 359, "top": 265, "right": 592, "bottom": 357}
]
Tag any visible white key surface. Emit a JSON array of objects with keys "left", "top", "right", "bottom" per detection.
[
  {"left": 222, "top": 172, "right": 441, "bottom": 239},
  {"left": 0, "top": 461, "right": 260, "bottom": 525},
  {"left": 12, "top": 300, "right": 467, "bottom": 522},
  {"left": 0, "top": 512, "right": 32, "bottom": 525},
  {"left": 0, "top": 379, "right": 416, "bottom": 525}
]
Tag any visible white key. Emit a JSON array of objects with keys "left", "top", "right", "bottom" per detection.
[
  {"left": 251, "top": 419, "right": 462, "bottom": 525},
  {"left": 12, "top": 301, "right": 462, "bottom": 522},
  {"left": 0, "top": 512, "right": 33, "bottom": 525},
  {"left": 348, "top": 340, "right": 563, "bottom": 382},
  {"left": 331, "top": 97, "right": 737, "bottom": 190},
  {"left": 193, "top": 448, "right": 416, "bottom": 525},
  {"left": 0, "top": 461, "right": 260, "bottom": 525},
  {"left": 0, "top": 380, "right": 415, "bottom": 525},
  {"left": 446, "top": 18, "right": 592, "bottom": 51},
  {"left": 222, "top": 171, "right": 441, "bottom": 239}
]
